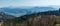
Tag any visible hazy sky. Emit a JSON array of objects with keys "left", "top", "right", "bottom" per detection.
[{"left": 0, "top": 0, "right": 60, "bottom": 7}]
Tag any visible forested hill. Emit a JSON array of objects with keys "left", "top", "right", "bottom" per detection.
[{"left": 37, "top": 9, "right": 60, "bottom": 16}]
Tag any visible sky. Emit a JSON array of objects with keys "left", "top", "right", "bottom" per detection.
[{"left": 0, "top": 0, "right": 60, "bottom": 7}]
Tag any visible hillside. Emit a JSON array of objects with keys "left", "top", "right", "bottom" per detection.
[
  {"left": 10, "top": 9, "right": 60, "bottom": 26},
  {"left": 11, "top": 13, "right": 60, "bottom": 26},
  {"left": 0, "top": 12, "right": 15, "bottom": 22}
]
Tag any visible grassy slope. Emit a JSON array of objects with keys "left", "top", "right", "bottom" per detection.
[{"left": 1, "top": 15, "right": 60, "bottom": 26}]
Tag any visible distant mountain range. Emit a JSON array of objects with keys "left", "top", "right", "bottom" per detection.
[{"left": 0, "top": 6, "right": 58, "bottom": 17}]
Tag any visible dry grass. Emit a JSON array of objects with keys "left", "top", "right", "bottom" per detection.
[{"left": 1, "top": 15, "right": 60, "bottom": 26}]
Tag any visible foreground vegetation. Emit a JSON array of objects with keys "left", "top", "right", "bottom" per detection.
[{"left": 0, "top": 15, "right": 60, "bottom": 26}]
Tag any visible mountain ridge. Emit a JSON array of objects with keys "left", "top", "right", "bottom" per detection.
[{"left": 0, "top": 6, "right": 58, "bottom": 17}]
